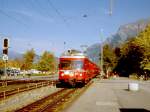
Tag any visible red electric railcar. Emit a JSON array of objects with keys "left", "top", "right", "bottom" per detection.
[{"left": 58, "top": 50, "right": 100, "bottom": 87}]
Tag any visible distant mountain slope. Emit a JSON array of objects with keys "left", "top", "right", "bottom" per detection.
[
  {"left": 0, "top": 49, "right": 40, "bottom": 62},
  {"left": 86, "top": 18, "right": 150, "bottom": 64},
  {"left": 0, "top": 50, "right": 22, "bottom": 59},
  {"left": 106, "top": 18, "right": 150, "bottom": 47},
  {"left": 86, "top": 43, "right": 101, "bottom": 64}
]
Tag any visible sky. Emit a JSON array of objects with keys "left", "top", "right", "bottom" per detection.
[{"left": 0, "top": 0, "right": 150, "bottom": 57}]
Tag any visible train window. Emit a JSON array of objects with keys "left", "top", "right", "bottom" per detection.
[
  {"left": 60, "top": 60, "right": 83, "bottom": 70},
  {"left": 60, "top": 60, "right": 72, "bottom": 69},
  {"left": 72, "top": 61, "right": 83, "bottom": 69}
]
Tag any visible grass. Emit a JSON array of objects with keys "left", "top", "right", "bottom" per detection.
[{"left": 27, "top": 74, "right": 50, "bottom": 76}]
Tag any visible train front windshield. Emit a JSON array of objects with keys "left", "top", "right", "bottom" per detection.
[{"left": 60, "top": 60, "right": 83, "bottom": 70}]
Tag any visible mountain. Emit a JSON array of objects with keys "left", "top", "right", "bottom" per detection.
[
  {"left": 0, "top": 49, "right": 40, "bottom": 62},
  {"left": 106, "top": 18, "right": 150, "bottom": 47},
  {"left": 86, "top": 18, "right": 150, "bottom": 64},
  {"left": 0, "top": 50, "right": 22, "bottom": 59},
  {"left": 86, "top": 43, "right": 101, "bottom": 64}
]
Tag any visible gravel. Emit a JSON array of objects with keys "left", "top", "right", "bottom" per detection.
[{"left": 0, "top": 85, "right": 60, "bottom": 112}]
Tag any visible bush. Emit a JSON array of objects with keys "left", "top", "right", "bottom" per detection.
[{"left": 129, "top": 73, "right": 139, "bottom": 80}]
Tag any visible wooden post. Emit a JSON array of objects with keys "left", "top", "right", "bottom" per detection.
[
  {"left": 3, "top": 91, "right": 6, "bottom": 99},
  {"left": 18, "top": 88, "right": 19, "bottom": 93},
  {"left": 28, "top": 85, "right": 30, "bottom": 90}
]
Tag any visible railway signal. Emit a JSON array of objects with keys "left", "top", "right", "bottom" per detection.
[
  {"left": 3, "top": 38, "right": 8, "bottom": 47},
  {"left": 3, "top": 48, "right": 8, "bottom": 55},
  {"left": 2, "top": 38, "right": 9, "bottom": 80},
  {"left": 3, "top": 38, "right": 9, "bottom": 55}
]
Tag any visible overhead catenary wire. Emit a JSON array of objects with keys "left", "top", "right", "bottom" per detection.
[
  {"left": 46, "top": 0, "right": 76, "bottom": 47},
  {"left": 32, "top": 0, "right": 53, "bottom": 19},
  {"left": 47, "top": 0, "right": 70, "bottom": 28},
  {"left": 0, "top": 9, "right": 28, "bottom": 27}
]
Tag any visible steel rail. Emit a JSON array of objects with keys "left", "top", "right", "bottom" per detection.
[
  {"left": 15, "top": 88, "right": 68, "bottom": 112},
  {"left": 15, "top": 81, "right": 93, "bottom": 112}
]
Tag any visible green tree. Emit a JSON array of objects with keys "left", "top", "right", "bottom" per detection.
[
  {"left": 0, "top": 59, "right": 4, "bottom": 69},
  {"left": 113, "top": 24, "right": 150, "bottom": 77},
  {"left": 134, "top": 24, "right": 150, "bottom": 71},
  {"left": 102, "top": 44, "right": 118, "bottom": 73},
  {"left": 36, "top": 51, "right": 57, "bottom": 73},
  {"left": 117, "top": 39, "right": 144, "bottom": 76},
  {"left": 8, "top": 58, "right": 23, "bottom": 68},
  {"left": 21, "top": 49, "right": 35, "bottom": 70},
  {"left": 100, "top": 24, "right": 150, "bottom": 77}
]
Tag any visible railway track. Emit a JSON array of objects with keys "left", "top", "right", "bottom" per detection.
[
  {"left": 0, "top": 80, "right": 57, "bottom": 100},
  {"left": 15, "top": 81, "right": 93, "bottom": 112}
]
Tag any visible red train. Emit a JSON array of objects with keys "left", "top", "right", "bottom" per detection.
[{"left": 58, "top": 50, "right": 100, "bottom": 87}]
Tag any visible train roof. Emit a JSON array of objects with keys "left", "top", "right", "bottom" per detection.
[
  {"left": 60, "top": 52, "right": 87, "bottom": 59},
  {"left": 60, "top": 49, "right": 99, "bottom": 66},
  {"left": 60, "top": 49, "right": 87, "bottom": 59},
  {"left": 60, "top": 55, "right": 86, "bottom": 59}
]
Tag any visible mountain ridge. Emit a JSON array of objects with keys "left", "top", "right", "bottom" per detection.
[{"left": 86, "top": 18, "right": 150, "bottom": 64}]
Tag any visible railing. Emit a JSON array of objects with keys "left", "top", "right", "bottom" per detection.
[
  {"left": 0, "top": 81, "right": 56, "bottom": 100},
  {"left": 0, "top": 80, "right": 49, "bottom": 87}
]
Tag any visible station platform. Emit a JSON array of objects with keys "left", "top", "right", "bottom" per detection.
[
  {"left": 63, "top": 79, "right": 120, "bottom": 112},
  {"left": 63, "top": 78, "right": 150, "bottom": 112}
]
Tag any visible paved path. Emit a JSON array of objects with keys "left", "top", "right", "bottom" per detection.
[{"left": 63, "top": 78, "right": 150, "bottom": 112}]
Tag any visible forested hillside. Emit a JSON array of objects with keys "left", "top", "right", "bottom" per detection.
[{"left": 103, "top": 24, "right": 150, "bottom": 77}]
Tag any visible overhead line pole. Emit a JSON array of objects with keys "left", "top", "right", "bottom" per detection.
[
  {"left": 100, "top": 0, "right": 113, "bottom": 77},
  {"left": 109, "top": 0, "right": 113, "bottom": 16},
  {"left": 100, "top": 29, "right": 104, "bottom": 77}
]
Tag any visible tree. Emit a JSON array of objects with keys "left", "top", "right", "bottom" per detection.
[
  {"left": 113, "top": 36, "right": 145, "bottom": 77},
  {"left": 99, "top": 24, "right": 150, "bottom": 77},
  {"left": 113, "top": 24, "right": 150, "bottom": 77},
  {"left": 36, "top": 51, "right": 57, "bottom": 73},
  {"left": 21, "top": 49, "right": 35, "bottom": 70},
  {"left": 8, "top": 58, "right": 23, "bottom": 68},
  {"left": 134, "top": 24, "right": 150, "bottom": 71},
  {"left": 102, "top": 44, "right": 118, "bottom": 73},
  {"left": 0, "top": 59, "right": 4, "bottom": 69}
]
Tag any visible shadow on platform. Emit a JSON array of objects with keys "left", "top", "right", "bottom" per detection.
[{"left": 120, "top": 108, "right": 150, "bottom": 112}]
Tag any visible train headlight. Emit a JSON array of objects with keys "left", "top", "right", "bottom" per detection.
[
  {"left": 64, "top": 71, "right": 70, "bottom": 74},
  {"left": 61, "top": 73, "right": 64, "bottom": 76},
  {"left": 79, "top": 74, "right": 82, "bottom": 76},
  {"left": 69, "top": 73, "right": 74, "bottom": 77}
]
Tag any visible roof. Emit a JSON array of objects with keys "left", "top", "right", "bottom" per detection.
[{"left": 60, "top": 55, "right": 86, "bottom": 59}]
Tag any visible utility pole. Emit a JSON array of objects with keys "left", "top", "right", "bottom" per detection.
[
  {"left": 109, "top": 0, "right": 113, "bottom": 16},
  {"left": 137, "top": 24, "right": 140, "bottom": 34},
  {"left": 64, "top": 41, "right": 66, "bottom": 51},
  {"left": 100, "top": 0, "right": 114, "bottom": 77},
  {"left": 100, "top": 29, "right": 105, "bottom": 76}
]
